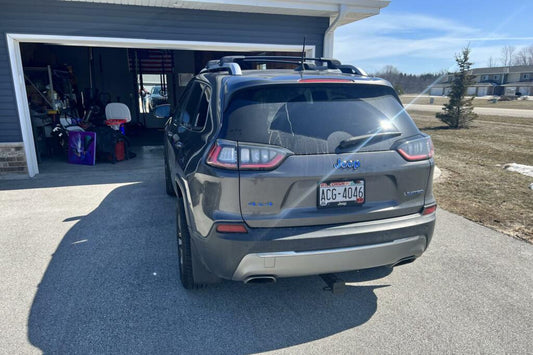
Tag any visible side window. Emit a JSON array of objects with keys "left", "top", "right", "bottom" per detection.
[
  {"left": 194, "top": 86, "right": 211, "bottom": 130},
  {"left": 173, "top": 81, "right": 193, "bottom": 126},
  {"left": 181, "top": 81, "right": 203, "bottom": 127}
]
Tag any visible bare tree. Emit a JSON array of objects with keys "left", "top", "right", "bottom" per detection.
[
  {"left": 376, "top": 65, "right": 402, "bottom": 91},
  {"left": 378, "top": 65, "right": 400, "bottom": 78},
  {"left": 487, "top": 56, "right": 496, "bottom": 67},
  {"left": 500, "top": 45, "right": 516, "bottom": 66},
  {"left": 514, "top": 45, "right": 533, "bottom": 66}
]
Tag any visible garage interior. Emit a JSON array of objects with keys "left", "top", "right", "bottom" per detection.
[{"left": 21, "top": 42, "right": 296, "bottom": 170}]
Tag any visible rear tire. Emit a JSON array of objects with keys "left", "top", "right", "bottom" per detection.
[{"left": 176, "top": 198, "right": 197, "bottom": 289}]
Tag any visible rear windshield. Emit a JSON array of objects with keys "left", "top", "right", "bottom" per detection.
[{"left": 222, "top": 84, "right": 419, "bottom": 154}]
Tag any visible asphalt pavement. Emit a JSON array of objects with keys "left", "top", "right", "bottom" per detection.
[{"left": 1, "top": 147, "right": 532, "bottom": 354}]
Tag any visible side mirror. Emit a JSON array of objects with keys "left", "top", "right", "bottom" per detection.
[{"left": 154, "top": 104, "right": 171, "bottom": 119}]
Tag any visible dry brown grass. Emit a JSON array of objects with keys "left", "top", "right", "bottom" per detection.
[
  {"left": 401, "top": 95, "right": 533, "bottom": 110},
  {"left": 408, "top": 109, "right": 533, "bottom": 242}
]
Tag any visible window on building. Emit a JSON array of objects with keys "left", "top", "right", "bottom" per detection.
[
  {"left": 523, "top": 74, "right": 531, "bottom": 80},
  {"left": 493, "top": 75, "right": 500, "bottom": 80},
  {"left": 481, "top": 75, "right": 489, "bottom": 81}
]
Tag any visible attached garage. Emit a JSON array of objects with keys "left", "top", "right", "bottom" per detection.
[
  {"left": 502, "top": 82, "right": 533, "bottom": 97},
  {"left": 518, "top": 86, "right": 531, "bottom": 96},
  {"left": 476, "top": 86, "right": 488, "bottom": 97},
  {"left": 466, "top": 86, "right": 476, "bottom": 96},
  {"left": 467, "top": 83, "right": 495, "bottom": 97},
  {"left": 429, "top": 87, "right": 444, "bottom": 96},
  {"left": 0, "top": 0, "right": 389, "bottom": 177}
]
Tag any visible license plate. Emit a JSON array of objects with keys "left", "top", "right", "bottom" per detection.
[{"left": 318, "top": 180, "right": 365, "bottom": 208}]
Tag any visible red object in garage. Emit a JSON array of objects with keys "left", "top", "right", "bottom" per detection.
[{"left": 115, "top": 141, "right": 125, "bottom": 161}]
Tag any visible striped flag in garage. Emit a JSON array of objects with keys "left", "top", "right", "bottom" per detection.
[{"left": 128, "top": 49, "right": 173, "bottom": 74}]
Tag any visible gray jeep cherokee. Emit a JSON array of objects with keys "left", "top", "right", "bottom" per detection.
[{"left": 161, "top": 56, "right": 436, "bottom": 289}]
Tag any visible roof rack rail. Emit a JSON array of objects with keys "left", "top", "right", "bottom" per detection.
[
  {"left": 202, "top": 60, "right": 242, "bottom": 75},
  {"left": 200, "top": 56, "right": 366, "bottom": 76}
]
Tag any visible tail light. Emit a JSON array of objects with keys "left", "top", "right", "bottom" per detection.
[
  {"left": 422, "top": 204, "right": 437, "bottom": 215},
  {"left": 206, "top": 140, "right": 238, "bottom": 169},
  {"left": 397, "top": 135, "right": 434, "bottom": 161},
  {"left": 206, "top": 139, "right": 292, "bottom": 170}
]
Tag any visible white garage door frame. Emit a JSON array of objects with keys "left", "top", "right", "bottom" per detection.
[{"left": 6, "top": 33, "right": 315, "bottom": 177}]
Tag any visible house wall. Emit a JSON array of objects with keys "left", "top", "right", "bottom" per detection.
[
  {"left": 0, "top": 0, "right": 328, "bottom": 144},
  {"left": 477, "top": 74, "right": 493, "bottom": 83},
  {"left": 508, "top": 73, "right": 521, "bottom": 83}
]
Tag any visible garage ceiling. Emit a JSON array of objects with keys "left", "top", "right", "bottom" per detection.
[{"left": 62, "top": 0, "right": 390, "bottom": 25}]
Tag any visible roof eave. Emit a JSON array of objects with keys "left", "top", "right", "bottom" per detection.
[{"left": 61, "top": 0, "right": 390, "bottom": 26}]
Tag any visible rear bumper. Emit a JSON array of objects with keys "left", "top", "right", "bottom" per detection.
[
  {"left": 232, "top": 235, "right": 426, "bottom": 281},
  {"left": 191, "top": 212, "right": 435, "bottom": 281}
]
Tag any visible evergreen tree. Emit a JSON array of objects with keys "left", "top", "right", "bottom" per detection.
[{"left": 436, "top": 47, "right": 477, "bottom": 128}]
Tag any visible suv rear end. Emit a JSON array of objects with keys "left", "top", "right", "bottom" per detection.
[{"left": 165, "top": 57, "right": 436, "bottom": 288}]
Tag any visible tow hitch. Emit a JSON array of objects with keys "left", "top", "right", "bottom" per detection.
[{"left": 320, "top": 273, "right": 346, "bottom": 294}]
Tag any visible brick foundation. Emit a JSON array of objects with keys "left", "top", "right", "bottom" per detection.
[{"left": 0, "top": 143, "right": 28, "bottom": 175}]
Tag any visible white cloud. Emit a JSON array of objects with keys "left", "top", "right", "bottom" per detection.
[{"left": 336, "top": 13, "right": 479, "bottom": 37}]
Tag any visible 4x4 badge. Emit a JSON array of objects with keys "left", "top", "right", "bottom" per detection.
[{"left": 334, "top": 158, "right": 360, "bottom": 170}]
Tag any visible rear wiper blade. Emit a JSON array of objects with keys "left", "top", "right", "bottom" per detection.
[{"left": 337, "top": 132, "right": 402, "bottom": 149}]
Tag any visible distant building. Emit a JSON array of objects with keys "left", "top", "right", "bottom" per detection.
[{"left": 430, "top": 65, "right": 533, "bottom": 97}]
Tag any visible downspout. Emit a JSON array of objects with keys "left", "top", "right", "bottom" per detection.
[{"left": 323, "top": 5, "right": 348, "bottom": 58}]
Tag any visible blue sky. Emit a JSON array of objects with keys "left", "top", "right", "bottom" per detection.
[{"left": 333, "top": 0, "right": 533, "bottom": 74}]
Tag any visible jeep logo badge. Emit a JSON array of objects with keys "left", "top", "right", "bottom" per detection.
[{"left": 334, "top": 158, "right": 361, "bottom": 170}]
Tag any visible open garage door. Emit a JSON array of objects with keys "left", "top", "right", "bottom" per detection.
[{"left": 8, "top": 34, "right": 312, "bottom": 176}]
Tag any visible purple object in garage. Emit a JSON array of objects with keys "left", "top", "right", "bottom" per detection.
[{"left": 68, "top": 131, "right": 96, "bottom": 165}]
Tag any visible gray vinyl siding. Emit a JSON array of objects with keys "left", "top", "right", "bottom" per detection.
[
  {"left": 0, "top": 0, "right": 328, "bottom": 143},
  {"left": 0, "top": 34, "right": 21, "bottom": 142}
]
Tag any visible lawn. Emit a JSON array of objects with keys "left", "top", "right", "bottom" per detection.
[{"left": 407, "top": 109, "right": 533, "bottom": 242}]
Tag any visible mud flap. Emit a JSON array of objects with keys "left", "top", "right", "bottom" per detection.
[{"left": 191, "top": 236, "right": 222, "bottom": 284}]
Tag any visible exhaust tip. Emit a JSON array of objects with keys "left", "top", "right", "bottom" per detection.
[{"left": 244, "top": 276, "right": 277, "bottom": 284}]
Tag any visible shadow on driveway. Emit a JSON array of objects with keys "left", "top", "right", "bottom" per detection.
[{"left": 28, "top": 179, "right": 391, "bottom": 353}]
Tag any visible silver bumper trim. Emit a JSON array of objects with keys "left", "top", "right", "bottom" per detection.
[{"left": 232, "top": 235, "right": 427, "bottom": 281}]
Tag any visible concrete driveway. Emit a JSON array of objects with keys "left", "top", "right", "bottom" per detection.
[{"left": 1, "top": 148, "right": 532, "bottom": 354}]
